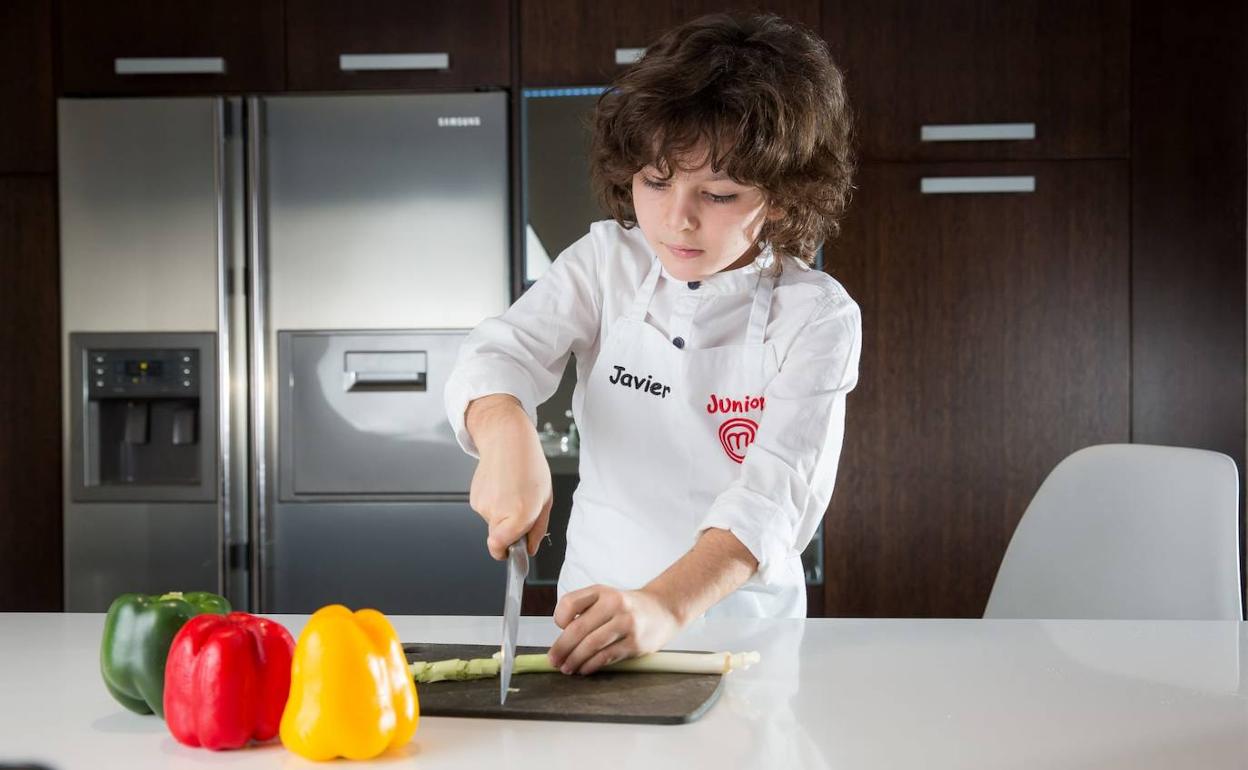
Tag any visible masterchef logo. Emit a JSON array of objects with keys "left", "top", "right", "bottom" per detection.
[
  {"left": 707, "top": 393, "right": 764, "bottom": 462},
  {"left": 718, "top": 418, "right": 758, "bottom": 464}
]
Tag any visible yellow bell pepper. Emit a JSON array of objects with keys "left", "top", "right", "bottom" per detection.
[{"left": 279, "top": 605, "right": 419, "bottom": 761}]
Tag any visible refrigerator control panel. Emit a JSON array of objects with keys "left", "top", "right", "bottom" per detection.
[{"left": 87, "top": 348, "right": 200, "bottom": 397}]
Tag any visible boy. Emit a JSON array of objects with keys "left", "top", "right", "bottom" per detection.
[{"left": 445, "top": 13, "right": 860, "bottom": 674}]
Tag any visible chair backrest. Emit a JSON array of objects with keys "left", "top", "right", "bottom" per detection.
[{"left": 984, "top": 443, "right": 1243, "bottom": 620}]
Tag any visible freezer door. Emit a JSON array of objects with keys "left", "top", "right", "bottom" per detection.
[
  {"left": 278, "top": 330, "right": 475, "bottom": 498},
  {"left": 262, "top": 91, "right": 510, "bottom": 331}
]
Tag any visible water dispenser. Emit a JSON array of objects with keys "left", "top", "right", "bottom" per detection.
[{"left": 69, "top": 332, "right": 216, "bottom": 503}]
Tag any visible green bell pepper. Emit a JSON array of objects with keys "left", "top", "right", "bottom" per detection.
[{"left": 99, "top": 591, "right": 230, "bottom": 717}]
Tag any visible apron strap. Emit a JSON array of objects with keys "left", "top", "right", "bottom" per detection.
[
  {"left": 745, "top": 268, "right": 776, "bottom": 347},
  {"left": 627, "top": 253, "right": 775, "bottom": 344},
  {"left": 624, "top": 257, "right": 663, "bottom": 322}
]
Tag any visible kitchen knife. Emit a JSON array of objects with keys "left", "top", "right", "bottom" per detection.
[{"left": 499, "top": 537, "right": 529, "bottom": 705}]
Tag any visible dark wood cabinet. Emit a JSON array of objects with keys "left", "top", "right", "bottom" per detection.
[
  {"left": 286, "top": 0, "right": 510, "bottom": 91},
  {"left": 520, "top": 0, "right": 820, "bottom": 86},
  {"left": 0, "top": 177, "right": 62, "bottom": 610},
  {"left": 822, "top": 0, "right": 1130, "bottom": 161},
  {"left": 1, "top": 0, "right": 55, "bottom": 174},
  {"left": 1131, "top": 0, "right": 1247, "bottom": 607},
  {"left": 822, "top": 160, "right": 1131, "bottom": 617},
  {"left": 59, "top": 0, "right": 285, "bottom": 95}
]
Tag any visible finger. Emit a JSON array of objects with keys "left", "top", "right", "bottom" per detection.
[
  {"left": 552, "top": 586, "right": 601, "bottom": 630},
  {"left": 578, "top": 638, "right": 633, "bottom": 676},
  {"left": 526, "top": 494, "right": 552, "bottom": 557},
  {"left": 563, "top": 619, "right": 627, "bottom": 675},
  {"left": 486, "top": 514, "right": 529, "bottom": 561},
  {"left": 549, "top": 604, "right": 616, "bottom": 673},
  {"left": 484, "top": 532, "right": 507, "bottom": 561},
  {"left": 547, "top": 591, "right": 609, "bottom": 664}
]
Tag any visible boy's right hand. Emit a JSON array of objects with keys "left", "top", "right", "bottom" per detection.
[{"left": 465, "top": 394, "right": 553, "bottom": 561}]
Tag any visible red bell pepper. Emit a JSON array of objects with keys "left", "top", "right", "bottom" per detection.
[{"left": 163, "top": 612, "right": 296, "bottom": 751}]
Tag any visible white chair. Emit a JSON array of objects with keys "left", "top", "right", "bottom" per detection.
[{"left": 984, "top": 443, "right": 1243, "bottom": 620}]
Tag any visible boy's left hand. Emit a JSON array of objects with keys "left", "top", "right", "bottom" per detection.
[{"left": 547, "top": 585, "right": 682, "bottom": 675}]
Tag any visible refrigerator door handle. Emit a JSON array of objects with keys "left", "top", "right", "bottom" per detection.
[
  {"left": 343, "top": 350, "right": 428, "bottom": 390},
  {"left": 213, "top": 98, "right": 228, "bottom": 599},
  {"left": 246, "top": 96, "right": 271, "bottom": 613},
  {"left": 346, "top": 372, "right": 427, "bottom": 390},
  {"left": 219, "top": 97, "right": 251, "bottom": 609}
]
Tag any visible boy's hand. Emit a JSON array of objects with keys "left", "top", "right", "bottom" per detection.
[
  {"left": 546, "top": 586, "right": 683, "bottom": 675},
  {"left": 466, "top": 394, "right": 552, "bottom": 560}
]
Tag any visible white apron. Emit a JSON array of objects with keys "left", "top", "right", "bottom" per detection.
[{"left": 558, "top": 255, "right": 807, "bottom": 618}]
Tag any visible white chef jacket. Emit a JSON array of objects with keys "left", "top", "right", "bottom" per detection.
[{"left": 444, "top": 219, "right": 861, "bottom": 594}]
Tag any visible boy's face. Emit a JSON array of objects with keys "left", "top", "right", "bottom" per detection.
[{"left": 631, "top": 152, "right": 776, "bottom": 282}]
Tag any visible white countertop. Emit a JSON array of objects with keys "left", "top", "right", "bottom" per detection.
[{"left": 2, "top": 613, "right": 1245, "bottom": 769}]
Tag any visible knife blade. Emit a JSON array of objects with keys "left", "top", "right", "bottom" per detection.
[{"left": 499, "top": 537, "right": 528, "bottom": 705}]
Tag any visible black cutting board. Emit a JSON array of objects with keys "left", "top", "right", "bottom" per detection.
[{"left": 403, "top": 643, "right": 724, "bottom": 725}]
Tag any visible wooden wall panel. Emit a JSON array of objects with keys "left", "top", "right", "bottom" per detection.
[{"left": 0, "top": 177, "right": 62, "bottom": 610}]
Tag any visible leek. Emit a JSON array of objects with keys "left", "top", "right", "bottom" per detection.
[{"left": 408, "top": 650, "right": 760, "bottom": 683}]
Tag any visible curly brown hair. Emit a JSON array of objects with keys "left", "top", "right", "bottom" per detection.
[{"left": 589, "top": 12, "right": 856, "bottom": 267}]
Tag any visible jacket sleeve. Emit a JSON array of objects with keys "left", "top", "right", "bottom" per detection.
[
  {"left": 443, "top": 230, "right": 603, "bottom": 458},
  {"left": 696, "top": 292, "right": 862, "bottom": 586}
]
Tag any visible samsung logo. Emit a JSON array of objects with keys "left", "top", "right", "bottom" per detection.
[{"left": 437, "top": 116, "right": 482, "bottom": 127}]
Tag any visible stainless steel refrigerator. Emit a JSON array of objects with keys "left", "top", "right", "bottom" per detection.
[{"left": 59, "top": 93, "right": 510, "bottom": 613}]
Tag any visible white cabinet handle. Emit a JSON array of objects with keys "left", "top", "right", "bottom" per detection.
[
  {"left": 614, "top": 47, "right": 645, "bottom": 65},
  {"left": 114, "top": 57, "right": 226, "bottom": 75},
  {"left": 339, "top": 53, "right": 450, "bottom": 72},
  {"left": 921, "top": 123, "right": 1036, "bottom": 142},
  {"left": 920, "top": 176, "right": 1036, "bottom": 194}
]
